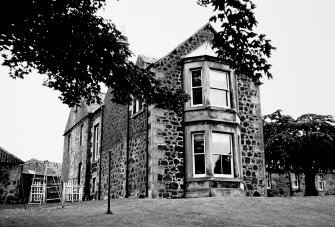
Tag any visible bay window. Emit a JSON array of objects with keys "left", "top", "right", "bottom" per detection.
[
  {"left": 191, "top": 69, "right": 203, "bottom": 105},
  {"left": 188, "top": 126, "right": 239, "bottom": 179},
  {"left": 192, "top": 133, "right": 205, "bottom": 176},
  {"left": 212, "top": 133, "right": 233, "bottom": 177},
  {"left": 209, "top": 69, "right": 230, "bottom": 108}
]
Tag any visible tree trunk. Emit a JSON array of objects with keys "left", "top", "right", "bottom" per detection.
[{"left": 304, "top": 171, "right": 318, "bottom": 196}]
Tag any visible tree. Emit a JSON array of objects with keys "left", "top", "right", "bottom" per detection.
[
  {"left": 0, "top": 0, "right": 188, "bottom": 112},
  {"left": 264, "top": 110, "right": 335, "bottom": 196},
  {"left": 198, "top": 0, "right": 275, "bottom": 83},
  {"left": 0, "top": 0, "right": 275, "bottom": 110}
]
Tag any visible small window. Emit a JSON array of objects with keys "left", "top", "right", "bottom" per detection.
[
  {"left": 266, "top": 173, "right": 271, "bottom": 189},
  {"left": 192, "top": 133, "right": 205, "bottom": 176},
  {"left": 131, "top": 97, "right": 144, "bottom": 115},
  {"left": 67, "top": 134, "right": 71, "bottom": 153},
  {"left": 93, "top": 124, "right": 99, "bottom": 161},
  {"left": 317, "top": 174, "right": 324, "bottom": 191},
  {"left": 191, "top": 69, "right": 203, "bottom": 106},
  {"left": 209, "top": 70, "right": 230, "bottom": 108},
  {"left": 212, "top": 133, "right": 233, "bottom": 177},
  {"left": 92, "top": 177, "right": 96, "bottom": 193},
  {"left": 292, "top": 174, "right": 299, "bottom": 189},
  {"left": 80, "top": 124, "right": 84, "bottom": 146}
]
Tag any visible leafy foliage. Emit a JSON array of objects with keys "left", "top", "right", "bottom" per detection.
[
  {"left": 198, "top": 0, "right": 275, "bottom": 83},
  {"left": 263, "top": 110, "right": 335, "bottom": 195},
  {"left": 0, "top": 0, "right": 189, "bottom": 112}
]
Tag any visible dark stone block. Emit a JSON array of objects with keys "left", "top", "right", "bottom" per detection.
[
  {"left": 247, "top": 184, "right": 253, "bottom": 190},
  {"left": 163, "top": 175, "right": 172, "bottom": 182},
  {"left": 169, "top": 182, "right": 179, "bottom": 190}
]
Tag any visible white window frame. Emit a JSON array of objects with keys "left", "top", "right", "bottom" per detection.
[
  {"left": 212, "top": 133, "right": 234, "bottom": 178},
  {"left": 292, "top": 173, "right": 299, "bottom": 189},
  {"left": 317, "top": 174, "right": 324, "bottom": 191},
  {"left": 93, "top": 124, "right": 99, "bottom": 161},
  {"left": 192, "top": 133, "right": 206, "bottom": 177},
  {"left": 190, "top": 68, "right": 203, "bottom": 106},
  {"left": 209, "top": 69, "right": 230, "bottom": 108}
]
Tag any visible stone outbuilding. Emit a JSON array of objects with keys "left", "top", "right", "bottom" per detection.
[
  {"left": 0, "top": 146, "right": 24, "bottom": 203},
  {"left": 266, "top": 172, "right": 335, "bottom": 197},
  {"left": 62, "top": 23, "right": 267, "bottom": 200}
]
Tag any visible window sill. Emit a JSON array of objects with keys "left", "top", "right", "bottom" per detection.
[
  {"left": 185, "top": 105, "right": 238, "bottom": 114},
  {"left": 186, "top": 176, "right": 242, "bottom": 183},
  {"left": 91, "top": 159, "right": 99, "bottom": 165}
]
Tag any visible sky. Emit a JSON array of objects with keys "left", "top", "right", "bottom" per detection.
[{"left": 1, "top": 0, "right": 335, "bottom": 163}]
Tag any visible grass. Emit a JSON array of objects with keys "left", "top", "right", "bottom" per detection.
[{"left": 1, "top": 196, "right": 335, "bottom": 226}]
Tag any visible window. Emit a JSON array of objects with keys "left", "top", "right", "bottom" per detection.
[
  {"left": 93, "top": 124, "right": 99, "bottom": 161},
  {"left": 131, "top": 97, "right": 144, "bottom": 115},
  {"left": 191, "top": 69, "right": 202, "bottom": 105},
  {"left": 80, "top": 124, "right": 83, "bottom": 146},
  {"left": 317, "top": 174, "right": 324, "bottom": 190},
  {"left": 292, "top": 174, "right": 299, "bottom": 189},
  {"left": 209, "top": 69, "right": 230, "bottom": 107},
  {"left": 77, "top": 162, "right": 82, "bottom": 185},
  {"left": 212, "top": 133, "right": 233, "bottom": 177},
  {"left": 67, "top": 134, "right": 71, "bottom": 153},
  {"left": 92, "top": 177, "right": 96, "bottom": 193},
  {"left": 266, "top": 173, "right": 271, "bottom": 189},
  {"left": 192, "top": 133, "right": 205, "bottom": 176}
]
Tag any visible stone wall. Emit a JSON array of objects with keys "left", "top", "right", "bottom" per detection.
[
  {"left": 101, "top": 90, "right": 149, "bottom": 199},
  {"left": 267, "top": 173, "right": 292, "bottom": 197},
  {"left": 146, "top": 24, "right": 215, "bottom": 199},
  {"left": 87, "top": 109, "right": 102, "bottom": 200},
  {"left": 0, "top": 164, "right": 21, "bottom": 203},
  {"left": 101, "top": 91, "right": 127, "bottom": 199},
  {"left": 148, "top": 108, "right": 184, "bottom": 198},
  {"left": 128, "top": 110, "right": 147, "bottom": 198},
  {"left": 237, "top": 75, "right": 266, "bottom": 196},
  {"left": 62, "top": 103, "right": 102, "bottom": 200}
]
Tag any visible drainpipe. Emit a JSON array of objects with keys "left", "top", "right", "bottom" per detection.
[
  {"left": 145, "top": 105, "right": 149, "bottom": 197},
  {"left": 125, "top": 104, "right": 130, "bottom": 198},
  {"left": 98, "top": 106, "right": 104, "bottom": 200}
]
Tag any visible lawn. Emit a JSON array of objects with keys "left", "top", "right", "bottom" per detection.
[{"left": 1, "top": 196, "right": 335, "bottom": 226}]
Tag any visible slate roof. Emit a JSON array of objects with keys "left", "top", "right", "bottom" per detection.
[
  {"left": 0, "top": 146, "right": 24, "bottom": 164},
  {"left": 152, "top": 22, "right": 217, "bottom": 67},
  {"left": 86, "top": 93, "right": 106, "bottom": 113}
]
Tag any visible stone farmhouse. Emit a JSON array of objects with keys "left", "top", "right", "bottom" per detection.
[{"left": 62, "top": 23, "right": 266, "bottom": 200}]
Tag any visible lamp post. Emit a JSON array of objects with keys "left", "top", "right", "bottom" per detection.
[{"left": 106, "top": 149, "right": 112, "bottom": 214}]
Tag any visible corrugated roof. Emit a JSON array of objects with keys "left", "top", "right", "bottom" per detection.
[{"left": 0, "top": 146, "right": 24, "bottom": 164}]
